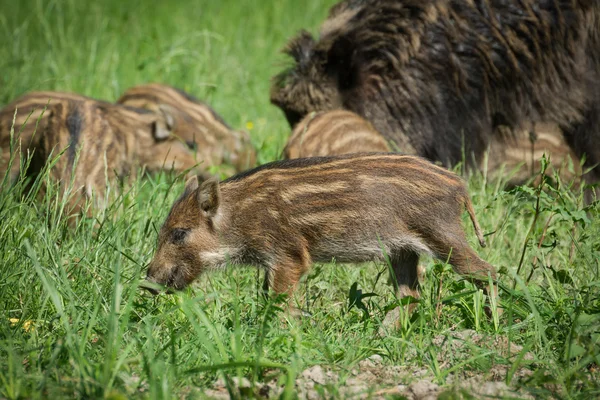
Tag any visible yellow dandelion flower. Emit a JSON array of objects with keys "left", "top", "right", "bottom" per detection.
[
  {"left": 8, "top": 318, "right": 34, "bottom": 332},
  {"left": 246, "top": 121, "right": 254, "bottom": 131},
  {"left": 22, "top": 320, "right": 33, "bottom": 332}
]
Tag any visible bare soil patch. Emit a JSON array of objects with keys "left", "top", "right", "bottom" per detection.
[{"left": 200, "top": 330, "right": 536, "bottom": 399}]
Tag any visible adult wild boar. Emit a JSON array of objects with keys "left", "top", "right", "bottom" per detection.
[{"left": 270, "top": 0, "right": 600, "bottom": 199}]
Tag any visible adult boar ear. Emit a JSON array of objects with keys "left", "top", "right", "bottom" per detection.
[
  {"left": 197, "top": 177, "right": 220, "bottom": 217},
  {"left": 283, "top": 29, "right": 315, "bottom": 67}
]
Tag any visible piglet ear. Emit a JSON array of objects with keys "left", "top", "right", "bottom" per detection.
[
  {"left": 152, "top": 120, "right": 172, "bottom": 140},
  {"left": 158, "top": 104, "right": 176, "bottom": 130},
  {"left": 197, "top": 177, "right": 220, "bottom": 216},
  {"left": 182, "top": 175, "right": 199, "bottom": 197}
]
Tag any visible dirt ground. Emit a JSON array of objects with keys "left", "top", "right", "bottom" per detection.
[{"left": 199, "top": 330, "right": 536, "bottom": 399}]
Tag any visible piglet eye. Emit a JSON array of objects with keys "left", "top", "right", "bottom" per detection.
[{"left": 171, "top": 228, "right": 189, "bottom": 244}]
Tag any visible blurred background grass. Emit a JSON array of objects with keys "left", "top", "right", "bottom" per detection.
[{"left": 0, "top": 0, "right": 339, "bottom": 162}]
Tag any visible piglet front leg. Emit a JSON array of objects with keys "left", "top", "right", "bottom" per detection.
[{"left": 265, "top": 252, "right": 311, "bottom": 318}]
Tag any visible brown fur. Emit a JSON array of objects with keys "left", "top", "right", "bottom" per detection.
[
  {"left": 117, "top": 83, "right": 257, "bottom": 178},
  {"left": 146, "top": 153, "right": 498, "bottom": 318},
  {"left": 283, "top": 110, "right": 391, "bottom": 159},
  {"left": 487, "top": 123, "right": 583, "bottom": 188},
  {"left": 270, "top": 0, "right": 600, "bottom": 200},
  {"left": 0, "top": 90, "right": 199, "bottom": 185},
  {"left": 36, "top": 100, "right": 125, "bottom": 223}
]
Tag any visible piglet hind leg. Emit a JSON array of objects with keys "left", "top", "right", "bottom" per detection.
[
  {"left": 430, "top": 235, "right": 502, "bottom": 318},
  {"left": 381, "top": 249, "right": 421, "bottom": 332},
  {"left": 391, "top": 249, "right": 421, "bottom": 311}
]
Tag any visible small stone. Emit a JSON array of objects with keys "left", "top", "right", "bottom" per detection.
[
  {"left": 202, "top": 388, "right": 230, "bottom": 400},
  {"left": 408, "top": 379, "right": 439, "bottom": 399},
  {"left": 300, "top": 365, "right": 328, "bottom": 385},
  {"left": 379, "top": 308, "right": 401, "bottom": 337},
  {"left": 477, "top": 381, "right": 510, "bottom": 397},
  {"left": 368, "top": 354, "right": 383, "bottom": 364},
  {"left": 213, "top": 378, "right": 226, "bottom": 388},
  {"left": 231, "top": 377, "right": 251, "bottom": 388}
]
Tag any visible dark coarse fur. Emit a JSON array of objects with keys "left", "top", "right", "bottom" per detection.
[
  {"left": 66, "top": 106, "right": 83, "bottom": 163},
  {"left": 270, "top": 0, "right": 600, "bottom": 198},
  {"left": 146, "top": 153, "right": 499, "bottom": 318},
  {"left": 222, "top": 153, "right": 354, "bottom": 183}
]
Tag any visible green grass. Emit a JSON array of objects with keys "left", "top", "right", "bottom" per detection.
[{"left": 1, "top": 0, "right": 599, "bottom": 399}]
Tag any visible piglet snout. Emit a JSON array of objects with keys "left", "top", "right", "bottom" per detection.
[{"left": 141, "top": 274, "right": 162, "bottom": 296}]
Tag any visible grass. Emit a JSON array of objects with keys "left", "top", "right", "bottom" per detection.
[{"left": 1, "top": 0, "right": 599, "bottom": 399}]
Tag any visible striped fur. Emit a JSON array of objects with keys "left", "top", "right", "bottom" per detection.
[
  {"left": 117, "top": 83, "right": 257, "bottom": 177},
  {"left": 0, "top": 90, "right": 199, "bottom": 185},
  {"left": 146, "top": 153, "right": 499, "bottom": 318},
  {"left": 283, "top": 110, "right": 391, "bottom": 159},
  {"left": 37, "top": 99, "right": 124, "bottom": 224},
  {"left": 487, "top": 123, "right": 583, "bottom": 187}
]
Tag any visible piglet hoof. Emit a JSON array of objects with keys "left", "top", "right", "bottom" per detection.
[
  {"left": 276, "top": 305, "right": 312, "bottom": 328},
  {"left": 484, "top": 305, "right": 503, "bottom": 320},
  {"left": 379, "top": 308, "right": 401, "bottom": 337},
  {"left": 379, "top": 302, "right": 419, "bottom": 337},
  {"left": 286, "top": 305, "right": 312, "bottom": 319}
]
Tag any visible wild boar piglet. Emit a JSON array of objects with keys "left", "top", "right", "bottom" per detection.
[
  {"left": 37, "top": 99, "right": 123, "bottom": 223},
  {"left": 0, "top": 90, "right": 199, "bottom": 184},
  {"left": 118, "top": 83, "right": 257, "bottom": 178},
  {"left": 283, "top": 110, "right": 391, "bottom": 159},
  {"left": 145, "top": 153, "right": 498, "bottom": 316},
  {"left": 487, "top": 122, "right": 582, "bottom": 187}
]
